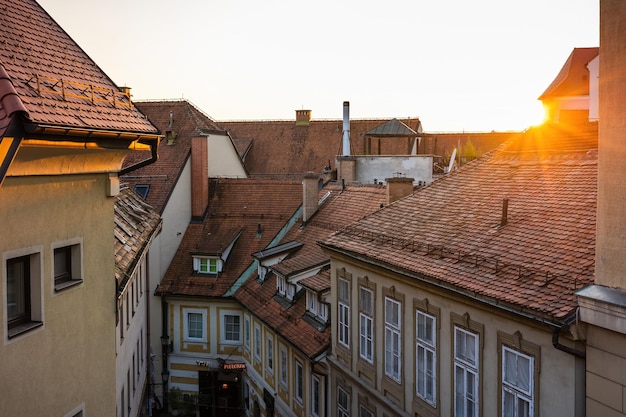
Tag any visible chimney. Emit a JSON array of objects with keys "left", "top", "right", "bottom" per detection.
[
  {"left": 386, "top": 175, "right": 414, "bottom": 205},
  {"left": 500, "top": 197, "right": 509, "bottom": 227},
  {"left": 295, "top": 109, "right": 312, "bottom": 126},
  {"left": 302, "top": 172, "right": 320, "bottom": 223},
  {"left": 191, "top": 136, "right": 209, "bottom": 220},
  {"left": 342, "top": 101, "right": 350, "bottom": 156}
]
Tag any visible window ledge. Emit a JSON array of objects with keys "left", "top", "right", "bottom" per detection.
[
  {"left": 8, "top": 321, "right": 43, "bottom": 339},
  {"left": 55, "top": 279, "right": 83, "bottom": 292}
]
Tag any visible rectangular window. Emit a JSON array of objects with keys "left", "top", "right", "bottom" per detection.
[
  {"left": 384, "top": 297, "right": 401, "bottom": 382},
  {"left": 223, "top": 313, "right": 241, "bottom": 343},
  {"left": 416, "top": 310, "right": 437, "bottom": 405},
  {"left": 194, "top": 257, "right": 218, "bottom": 274},
  {"left": 244, "top": 315, "right": 251, "bottom": 350},
  {"left": 312, "top": 375, "right": 321, "bottom": 417},
  {"left": 338, "top": 277, "right": 350, "bottom": 347},
  {"left": 6, "top": 252, "right": 42, "bottom": 338},
  {"left": 295, "top": 359, "right": 304, "bottom": 403},
  {"left": 359, "top": 405, "right": 374, "bottom": 417},
  {"left": 502, "top": 347, "right": 533, "bottom": 417},
  {"left": 53, "top": 241, "right": 82, "bottom": 291},
  {"left": 254, "top": 324, "right": 261, "bottom": 361},
  {"left": 277, "top": 276, "right": 286, "bottom": 295},
  {"left": 280, "top": 346, "right": 288, "bottom": 387},
  {"left": 454, "top": 326, "right": 479, "bottom": 417},
  {"left": 266, "top": 335, "right": 274, "bottom": 373},
  {"left": 338, "top": 387, "right": 350, "bottom": 417},
  {"left": 183, "top": 308, "right": 206, "bottom": 342},
  {"left": 307, "top": 290, "right": 317, "bottom": 314},
  {"left": 359, "top": 287, "right": 374, "bottom": 363}
]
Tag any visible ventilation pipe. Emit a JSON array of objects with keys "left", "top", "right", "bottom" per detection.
[
  {"left": 500, "top": 197, "right": 509, "bottom": 227},
  {"left": 342, "top": 101, "right": 350, "bottom": 156}
]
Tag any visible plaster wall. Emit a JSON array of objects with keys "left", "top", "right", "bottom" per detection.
[
  {"left": 329, "top": 257, "right": 584, "bottom": 417},
  {"left": 0, "top": 173, "right": 116, "bottom": 417},
  {"left": 207, "top": 134, "right": 247, "bottom": 178},
  {"left": 596, "top": 0, "right": 626, "bottom": 288},
  {"left": 354, "top": 156, "right": 433, "bottom": 185}
]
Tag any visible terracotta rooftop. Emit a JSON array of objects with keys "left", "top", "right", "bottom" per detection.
[
  {"left": 321, "top": 122, "right": 598, "bottom": 325},
  {"left": 235, "top": 182, "right": 388, "bottom": 359},
  {"left": 122, "top": 100, "right": 230, "bottom": 213},
  {"left": 156, "top": 178, "right": 302, "bottom": 298},
  {"left": 115, "top": 186, "right": 162, "bottom": 289},
  {"left": 539, "top": 47, "right": 599, "bottom": 100},
  {"left": 220, "top": 117, "right": 516, "bottom": 176},
  {"left": 0, "top": 0, "right": 157, "bottom": 136}
]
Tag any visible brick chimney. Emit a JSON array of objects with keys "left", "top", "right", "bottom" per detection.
[
  {"left": 386, "top": 176, "right": 414, "bottom": 205},
  {"left": 296, "top": 109, "right": 312, "bottom": 126},
  {"left": 191, "top": 136, "right": 209, "bottom": 220},
  {"left": 302, "top": 172, "right": 320, "bottom": 223}
]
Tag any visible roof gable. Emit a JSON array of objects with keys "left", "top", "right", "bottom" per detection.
[
  {"left": 539, "top": 47, "right": 599, "bottom": 100},
  {"left": 0, "top": 0, "right": 157, "bottom": 135},
  {"left": 365, "top": 118, "right": 419, "bottom": 137}
]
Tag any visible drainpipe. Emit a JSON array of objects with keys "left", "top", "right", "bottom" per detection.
[
  {"left": 120, "top": 140, "right": 159, "bottom": 175},
  {"left": 552, "top": 325, "right": 585, "bottom": 358}
]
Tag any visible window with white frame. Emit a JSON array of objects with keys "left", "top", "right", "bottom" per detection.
[
  {"left": 359, "top": 287, "right": 374, "bottom": 363},
  {"left": 266, "top": 335, "right": 274, "bottom": 374},
  {"left": 338, "top": 277, "right": 350, "bottom": 347},
  {"left": 53, "top": 239, "right": 82, "bottom": 291},
  {"left": 183, "top": 308, "right": 206, "bottom": 342},
  {"left": 221, "top": 312, "right": 241, "bottom": 344},
  {"left": 244, "top": 315, "right": 250, "bottom": 350},
  {"left": 5, "top": 249, "right": 43, "bottom": 338},
  {"left": 312, "top": 374, "right": 321, "bottom": 417},
  {"left": 384, "top": 297, "right": 401, "bottom": 382},
  {"left": 416, "top": 310, "right": 437, "bottom": 406},
  {"left": 254, "top": 324, "right": 261, "bottom": 361},
  {"left": 295, "top": 359, "right": 304, "bottom": 403},
  {"left": 502, "top": 346, "right": 533, "bottom": 417},
  {"left": 454, "top": 326, "right": 479, "bottom": 417},
  {"left": 319, "top": 302, "right": 329, "bottom": 322},
  {"left": 193, "top": 256, "right": 219, "bottom": 275},
  {"left": 277, "top": 275, "right": 286, "bottom": 295},
  {"left": 286, "top": 283, "right": 295, "bottom": 301},
  {"left": 280, "top": 345, "right": 288, "bottom": 387},
  {"left": 307, "top": 290, "right": 317, "bottom": 314},
  {"left": 337, "top": 387, "right": 350, "bottom": 417}
]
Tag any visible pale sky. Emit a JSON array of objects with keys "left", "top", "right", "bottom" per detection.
[{"left": 37, "top": 0, "right": 598, "bottom": 132}]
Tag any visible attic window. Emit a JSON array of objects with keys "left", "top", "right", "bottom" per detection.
[
  {"left": 306, "top": 290, "right": 328, "bottom": 323},
  {"left": 193, "top": 256, "right": 221, "bottom": 275},
  {"left": 134, "top": 184, "right": 150, "bottom": 199}
]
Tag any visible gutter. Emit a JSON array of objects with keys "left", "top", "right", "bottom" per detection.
[
  {"left": 120, "top": 139, "right": 160, "bottom": 175},
  {"left": 552, "top": 323, "right": 586, "bottom": 358}
]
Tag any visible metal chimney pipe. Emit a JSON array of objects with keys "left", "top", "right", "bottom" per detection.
[
  {"left": 501, "top": 197, "right": 509, "bottom": 227},
  {"left": 342, "top": 101, "right": 350, "bottom": 156}
]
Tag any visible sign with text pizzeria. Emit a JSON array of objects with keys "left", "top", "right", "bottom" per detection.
[{"left": 221, "top": 362, "right": 246, "bottom": 370}]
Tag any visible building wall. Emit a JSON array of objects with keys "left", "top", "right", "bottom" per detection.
[
  {"left": 0, "top": 173, "right": 117, "bottom": 417},
  {"left": 116, "top": 256, "right": 150, "bottom": 417},
  {"left": 354, "top": 156, "right": 433, "bottom": 185},
  {"left": 329, "top": 257, "right": 584, "bottom": 417},
  {"left": 207, "top": 134, "right": 248, "bottom": 178},
  {"left": 580, "top": 2, "right": 626, "bottom": 416}
]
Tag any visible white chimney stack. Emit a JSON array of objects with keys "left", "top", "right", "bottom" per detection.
[{"left": 342, "top": 101, "right": 350, "bottom": 156}]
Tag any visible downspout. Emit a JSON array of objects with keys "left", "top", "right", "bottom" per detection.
[
  {"left": 120, "top": 140, "right": 159, "bottom": 175},
  {"left": 552, "top": 324, "right": 585, "bottom": 358},
  {"left": 161, "top": 294, "right": 170, "bottom": 412}
]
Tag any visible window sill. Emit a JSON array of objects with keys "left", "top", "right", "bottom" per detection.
[
  {"left": 8, "top": 321, "right": 43, "bottom": 339},
  {"left": 55, "top": 279, "right": 83, "bottom": 292}
]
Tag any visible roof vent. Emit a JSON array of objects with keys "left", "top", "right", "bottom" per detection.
[
  {"left": 500, "top": 197, "right": 509, "bottom": 227},
  {"left": 295, "top": 109, "right": 311, "bottom": 126}
]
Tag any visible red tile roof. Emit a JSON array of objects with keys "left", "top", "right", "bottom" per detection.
[
  {"left": 156, "top": 178, "right": 302, "bottom": 298},
  {"left": 115, "top": 186, "right": 162, "bottom": 288},
  {"left": 220, "top": 118, "right": 516, "bottom": 176},
  {"left": 122, "top": 100, "right": 229, "bottom": 213},
  {"left": 539, "top": 47, "right": 599, "bottom": 100},
  {"left": 321, "top": 123, "right": 598, "bottom": 324},
  {"left": 235, "top": 182, "right": 388, "bottom": 359},
  {"left": 0, "top": 0, "right": 157, "bottom": 135}
]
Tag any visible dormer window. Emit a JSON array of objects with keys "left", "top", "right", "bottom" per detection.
[
  {"left": 306, "top": 289, "right": 329, "bottom": 323},
  {"left": 286, "top": 283, "right": 296, "bottom": 301},
  {"left": 193, "top": 256, "right": 221, "bottom": 275},
  {"left": 277, "top": 276, "right": 286, "bottom": 296}
]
